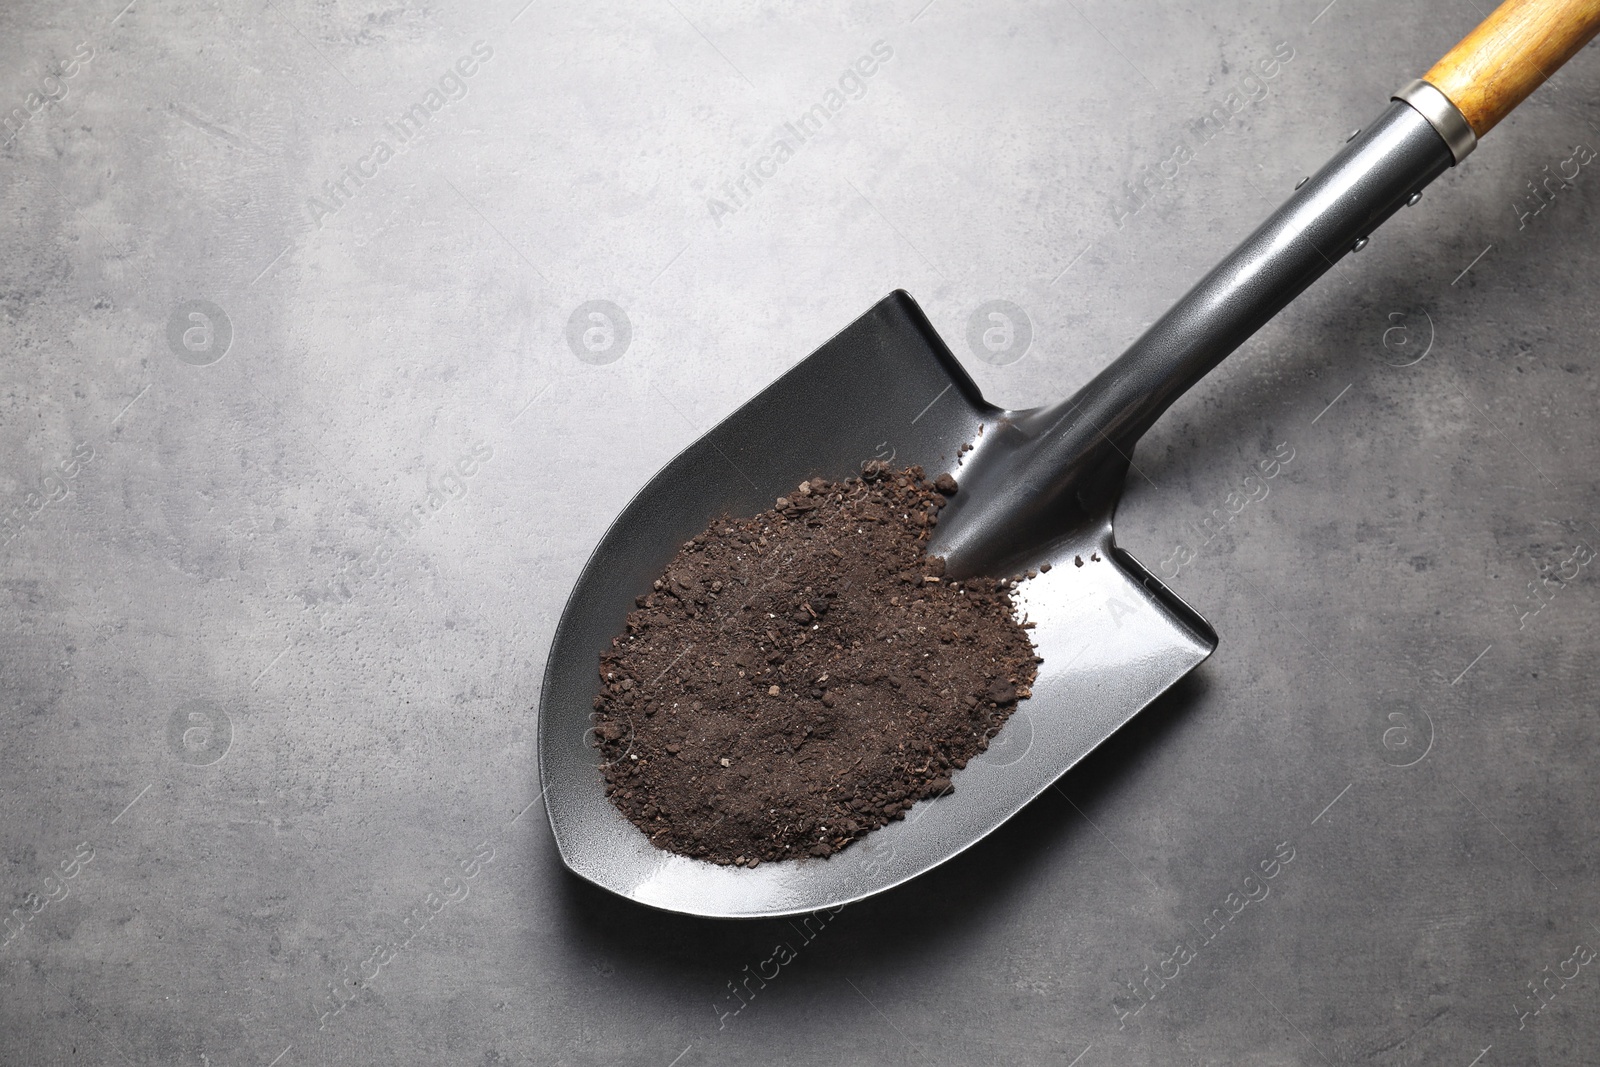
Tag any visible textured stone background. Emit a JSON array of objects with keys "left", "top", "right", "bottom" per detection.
[{"left": 2, "top": 0, "right": 1598, "bottom": 1064}]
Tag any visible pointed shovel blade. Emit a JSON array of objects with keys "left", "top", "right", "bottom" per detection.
[{"left": 538, "top": 291, "right": 1216, "bottom": 917}]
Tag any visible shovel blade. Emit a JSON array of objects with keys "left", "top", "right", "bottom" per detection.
[{"left": 539, "top": 291, "right": 1216, "bottom": 918}]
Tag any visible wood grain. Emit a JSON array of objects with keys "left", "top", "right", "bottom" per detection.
[{"left": 1424, "top": 0, "right": 1600, "bottom": 136}]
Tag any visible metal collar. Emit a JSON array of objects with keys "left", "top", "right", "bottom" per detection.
[{"left": 1393, "top": 78, "right": 1477, "bottom": 164}]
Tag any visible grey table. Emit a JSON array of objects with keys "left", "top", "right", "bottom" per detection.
[{"left": 3, "top": 0, "right": 1598, "bottom": 1064}]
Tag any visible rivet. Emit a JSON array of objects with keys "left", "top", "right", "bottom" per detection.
[
  {"left": 1352, "top": 236, "right": 1369, "bottom": 252},
  {"left": 1346, "top": 128, "right": 1362, "bottom": 142},
  {"left": 1406, "top": 191, "right": 1423, "bottom": 207},
  {"left": 1295, "top": 176, "right": 1309, "bottom": 190}
]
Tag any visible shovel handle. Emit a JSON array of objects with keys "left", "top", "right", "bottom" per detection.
[
  {"left": 930, "top": 0, "right": 1600, "bottom": 575},
  {"left": 1424, "top": 0, "right": 1600, "bottom": 137}
]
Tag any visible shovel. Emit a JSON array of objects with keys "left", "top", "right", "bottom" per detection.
[{"left": 540, "top": 0, "right": 1600, "bottom": 917}]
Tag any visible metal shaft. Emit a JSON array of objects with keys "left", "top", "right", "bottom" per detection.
[{"left": 932, "top": 98, "right": 1457, "bottom": 577}]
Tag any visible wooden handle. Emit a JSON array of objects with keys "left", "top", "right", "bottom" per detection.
[{"left": 1424, "top": 0, "right": 1600, "bottom": 136}]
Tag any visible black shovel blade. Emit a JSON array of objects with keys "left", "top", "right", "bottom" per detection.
[{"left": 538, "top": 291, "right": 1217, "bottom": 918}]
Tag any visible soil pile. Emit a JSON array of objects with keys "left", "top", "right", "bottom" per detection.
[{"left": 591, "top": 461, "right": 1039, "bottom": 866}]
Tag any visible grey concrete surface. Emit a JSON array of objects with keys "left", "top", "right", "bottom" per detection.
[{"left": 2, "top": 0, "right": 1598, "bottom": 1063}]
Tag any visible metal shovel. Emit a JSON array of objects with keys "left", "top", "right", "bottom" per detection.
[{"left": 539, "top": 0, "right": 1600, "bottom": 917}]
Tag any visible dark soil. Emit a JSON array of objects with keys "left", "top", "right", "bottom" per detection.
[{"left": 590, "top": 461, "right": 1040, "bottom": 867}]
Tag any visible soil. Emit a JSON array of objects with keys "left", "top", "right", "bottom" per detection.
[{"left": 590, "top": 461, "right": 1040, "bottom": 867}]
